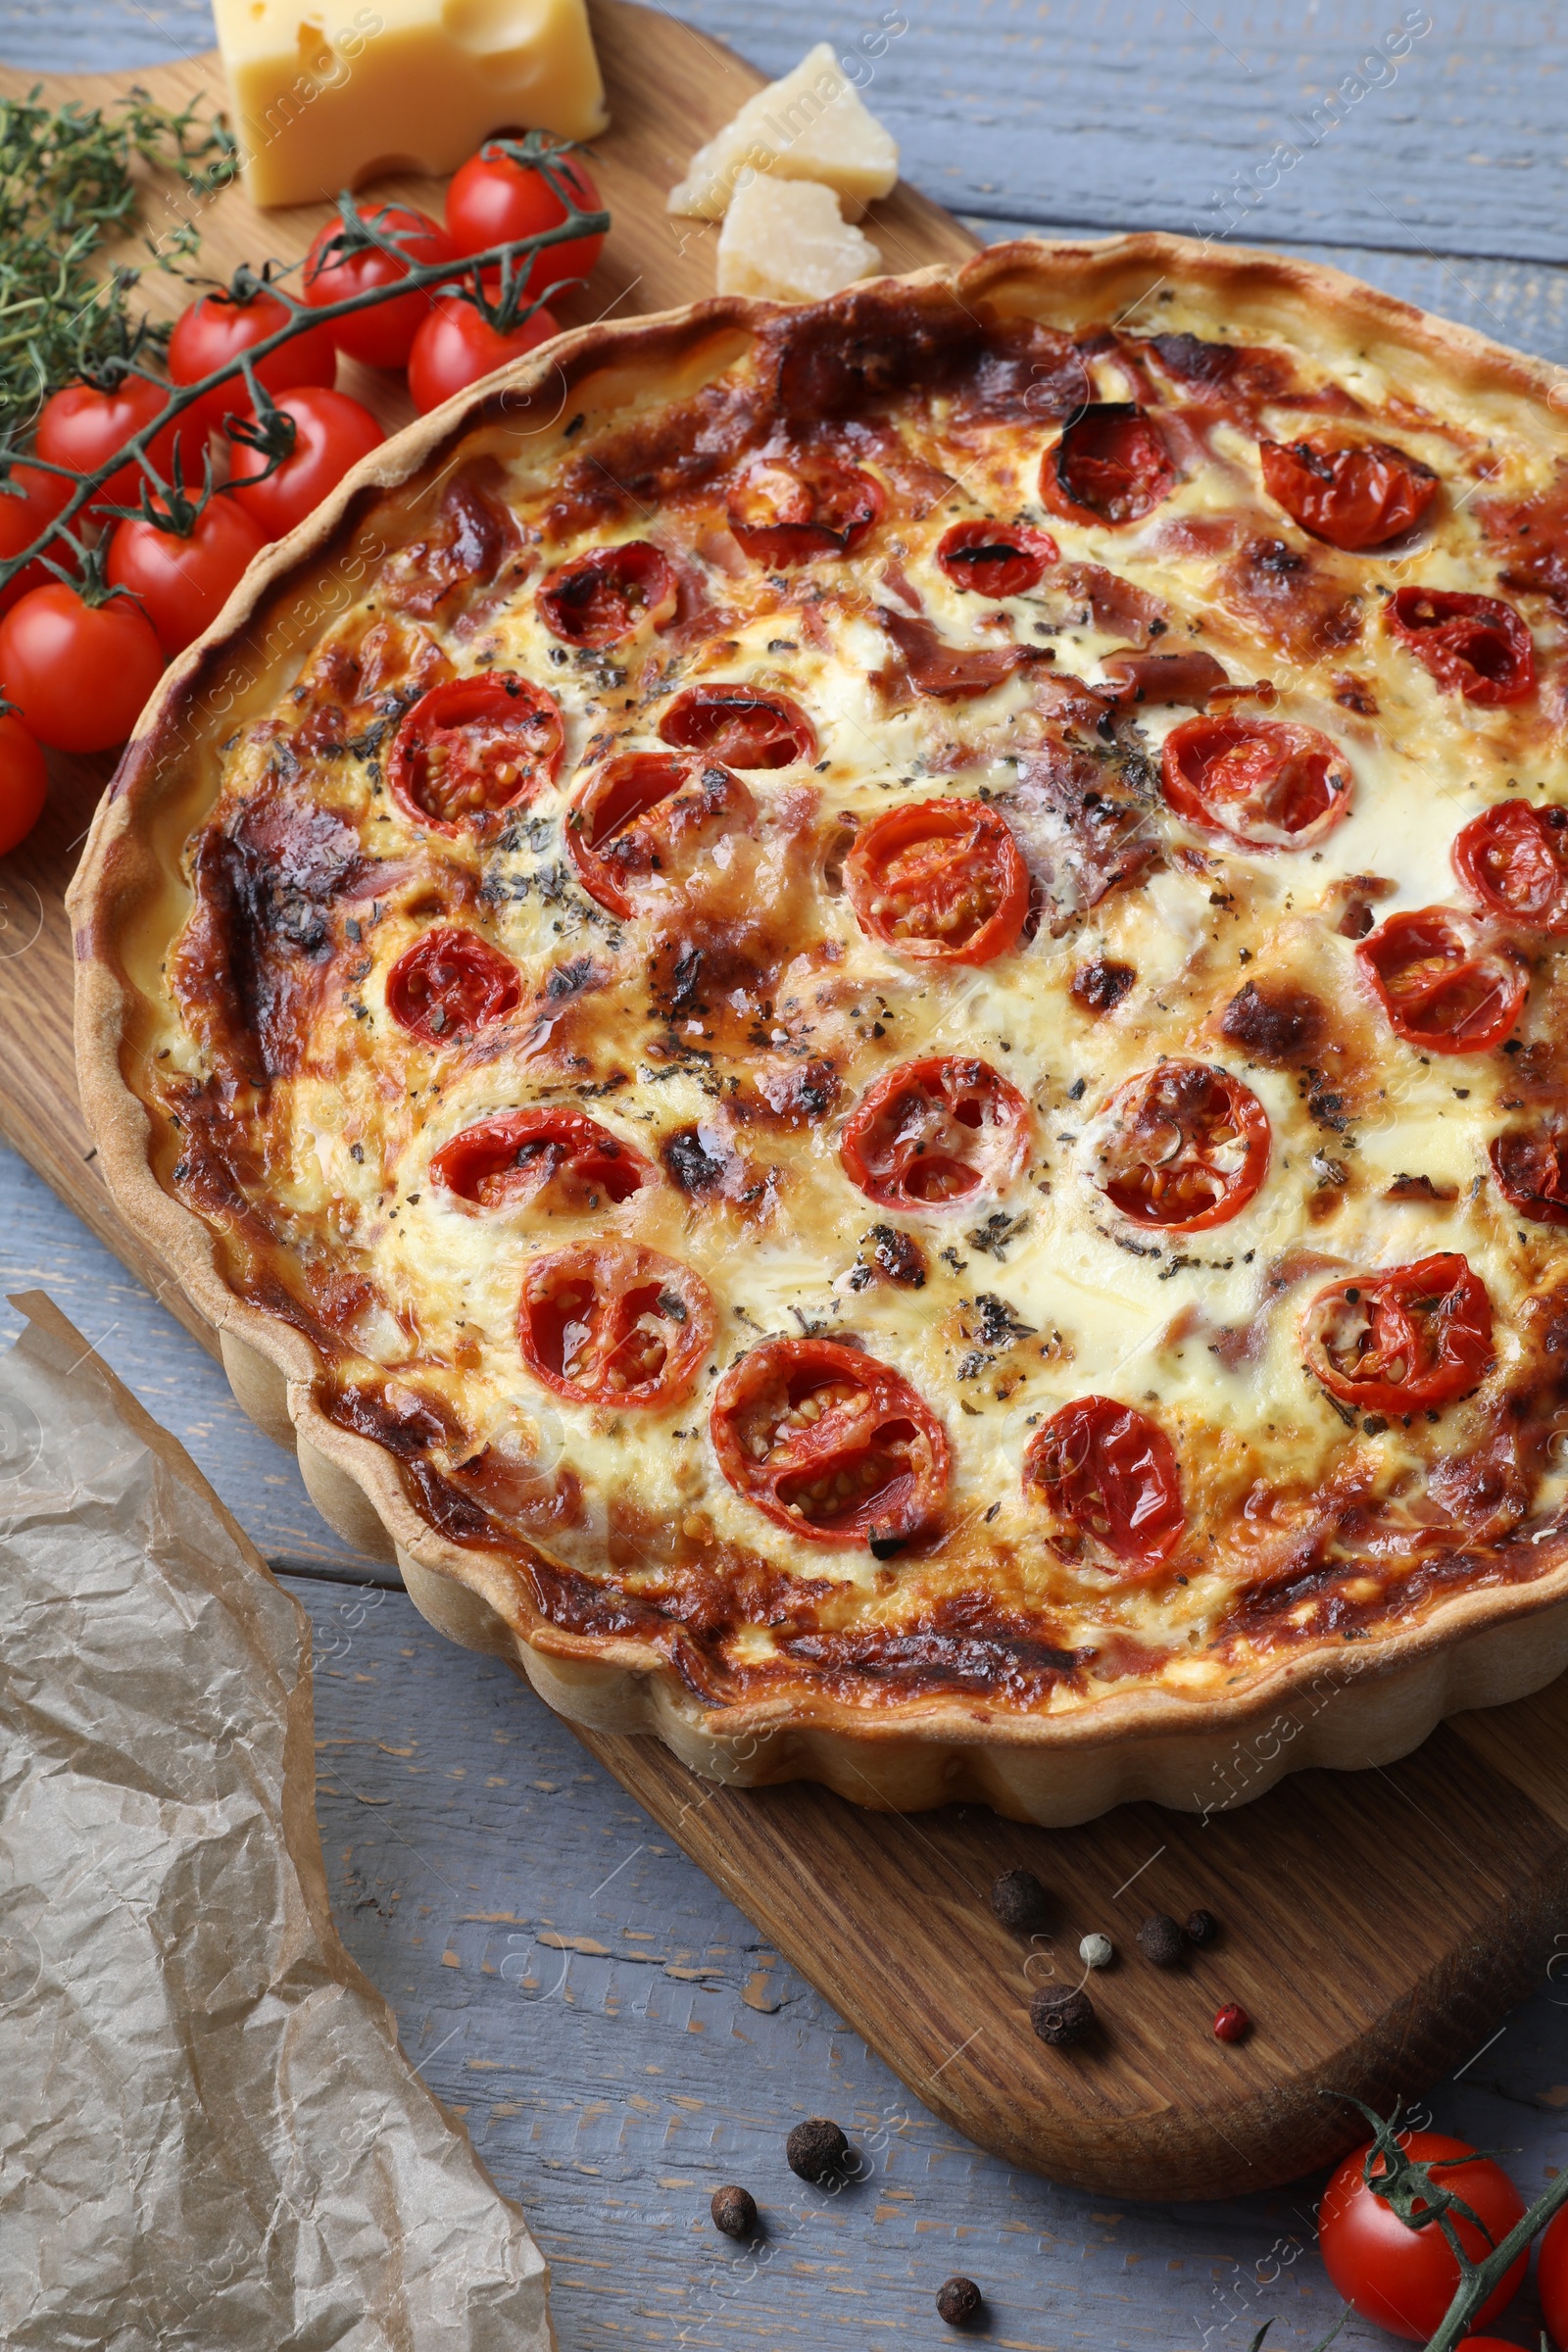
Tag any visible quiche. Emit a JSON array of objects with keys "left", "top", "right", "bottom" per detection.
[{"left": 73, "top": 237, "right": 1568, "bottom": 1824}]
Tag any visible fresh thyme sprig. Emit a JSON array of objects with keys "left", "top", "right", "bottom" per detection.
[{"left": 0, "top": 85, "right": 234, "bottom": 436}]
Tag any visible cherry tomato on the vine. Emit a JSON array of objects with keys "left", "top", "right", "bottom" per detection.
[
  {"left": 0, "top": 463, "right": 72, "bottom": 616},
  {"left": 1318, "top": 2132, "right": 1526, "bottom": 2342},
  {"left": 303, "top": 204, "right": 457, "bottom": 368},
  {"left": 105, "top": 497, "right": 265, "bottom": 656},
  {"left": 1536, "top": 2202, "right": 1568, "bottom": 2350},
  {"left": 0, "top": 710, "right": 48, "bottom": 856},
  {"left": 1022, "top": 1396, "right": 1185, "bottom": 1574},
  {"left": 407, "top": 293, "right": 561, "bottom": 415},
  {"left": 710, "top": 1336, "right": 950, "bottom": 1545},
  {"left": 36, "top": 376, "right": 193, "bottom": 513},
  {"left": 445, "top": 139, "right": 605, "bottom": 304},
  {"left": 168, "top": 288, "right": 337, "bottom": 441},
  {"left": 1301, "top": 1255, "right": 1494, "bottom": 1414},
  {"left": 0, "top": 582, "right": 165, "bottom": 754},
  {"left": 227, "top": 387, "right": 384, "bottom": 541}
]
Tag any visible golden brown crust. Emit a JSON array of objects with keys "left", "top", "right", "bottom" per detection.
[{"left": 72, "top": 235, "right": 1568, "bottom": 1819}]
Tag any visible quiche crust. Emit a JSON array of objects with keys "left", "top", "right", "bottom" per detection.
[{"left": 72, "top": 234, "right": 1568, "bottom": 1824}]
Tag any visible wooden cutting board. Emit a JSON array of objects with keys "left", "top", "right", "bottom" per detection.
[{"left": 5, "top": 0, "right": 1568, "bottom": 2202}]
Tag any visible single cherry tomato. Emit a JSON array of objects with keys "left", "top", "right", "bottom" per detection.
[
  {"left": 227, "top": 386, "right": 384, "bottom": 542},
  {"left": 1452, "top": 798, "right": 1568, "bottom": 933},
  {"left": 566, "top": 751, "right": 757, "bottom": 920},
  {"left": 385, "top": 927, "right": 521, "bottom": 1044},
  {"left": 935, "top": 519, "right": 1058, "bottom": 598},
  {"left": 168, "top": 288, "right": 338, "bottom": 441},
  {"left": 840, "top": 1054, "right": 1030, "bottom": 1211},
  {"left": 1302, "top": 1255, "right": 1494, "bottom": 1414},
  {"left": 304, "top": 204, "right": 457, "bottom": 368},
  {"left": 35, "top": 376, "right": 191, "bottom": 513},
  {"left": 407, "top": 294, "right": 560, "bottom": 415},
  {"left": 517, "top": 1240, "right": 712, "bottom": 1408},
  {"left": 726, "top": 454, "right": 884, "bottom": 566},
  {"left": 1022, "top": 1396, "right": 1185, "bottom": 1574},
  {"left": 845, "top": 799, "right": 1030, "bottom": 966},
  {"left": 1357, "top": 906, "right": 1527, "bottom": 1054},
  {"left": 0, "top": 464, "right": 72, "bottom": 615},
  {"left": 1259, "top": 436, "right": 1439, "bottom": 551},
  {"left": 658, "top": 683, "right": 816, "bottom": 768},
  {"left": 1387, "top": 586, "right": 1536, "bottom": 706},
  {"left": 1319, "top": 2132, "right": 1526, "bottom": 2342},
  {"left": 431, "top": 1108, "right": 654, "bottom": 1209},
  {"left": 710, "top": 1336, "right": 950, "bottom": 1545},
  {"left": 1491, "top": 1116, "right": 1568, "bottom": 1225},
  {"left": 1089, "top": 1062, "right": 1270, "bottom": 1232},
  {"left": 0, "top": 582, "right": 164, "bottom": 754},
  {"left": 104, "top": 497, "right": 265, "bottom": 657},
  {"left": 445, "top": 139, "right": 606, "bottom": 304},
  {"left": 1536, "top": 2202, "right": 1568, "bottom": 2350},
  {"left": 1041, "top": 404, "right": 1175, "bottom": 528},
  {"left": 387, "top": 672, "right": 564, "bottom": 830},
  {"left": 0, "top": 710, "right": 47, "bottom": 857},
  {"left": 1161, "top": 713, "right": 1353, "bottom": 851},
  {"left": 537, "top": 540, "right": 676, "bottom": 650}
]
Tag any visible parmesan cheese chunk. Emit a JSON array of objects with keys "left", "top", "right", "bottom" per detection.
[
  {"left": 213, "top": 0, "right": 608, "bottom": 210},
  {"left": 667, "top": 41, "right": 899, "bottom": 221},
  {"left": 715, "top": 176, "right": 882, "bottom": 304}
]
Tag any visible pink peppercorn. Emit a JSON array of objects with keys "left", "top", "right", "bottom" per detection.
[{"left": 1213, "top": 2002, "right": 1250, "bottom": 2043}]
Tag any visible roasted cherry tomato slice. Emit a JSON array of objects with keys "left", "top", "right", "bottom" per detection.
[
  {"left": 710, "top": 1337, "right": 950, "bottom": 1546},
  {"left": 1090, "top": 1062, "right": 1270, "bottom": 1232},
  {"left": 1387, "top": 586, "right": 1536, "bottom": 706},
  {"left": 725, "top": 454, "right": 884, "bottom": 566},
  {"left": 387, "top": 672, "right": 564, "bottom": 830},
  {"left": 385, "top": 927, "right": 521, "bottom": 1044},
  {"left": 536, "top": 539, "right": 676, "bottom": 649},
  {"left": 1320, "top": 2132, "right": 1527, "bottom": 2343},
  {"left": 658, "top": 683, "right": 817, "bottom": 768},
  {"left": 1302, "top": 1254, "right": 1494, "bottom": 1414},
  {"left": 1041, "top": 404, "right": 1175, "bottom": 528},
  {"left": 1452, "top": 798, "right": 1568, "bottom": 933},
  {"left": 840, "top": 1054, "right": 1030, "bottom": 1212},
  {"left": 1259, "top": 436, "right": 1439, "bottom": 551},
  {"left": 845, "top": 798, "right": 1029, "bottom": 966},
  {"left": 1161, "top": 713, "right": 1353, "bottom": 851},
  {"left": 935, "top": 519, "right": 1058, "bottom": 598},
  {"left": 430, "top": 1108, "right": 654, "bottom": 1209},
  {"left": 1357, "top": 907, "right": 1527, "bottom": 1054},
  {"left": 1022, "top": 1396, "right": 1185, "bottom": 1574},
  {"left": 1490, "top": 1117, "right": 1568, "bottom": 1225},
  {"left": 566, "top": 752, "right": 758, "bottom": 920},
  {"left": 517, "top": 1240, "right": 713, "bottom": 1407}
]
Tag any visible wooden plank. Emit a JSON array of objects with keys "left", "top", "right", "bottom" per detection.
[{"left": 9, "top": 6, "right": 1568, "bottom": 2206}]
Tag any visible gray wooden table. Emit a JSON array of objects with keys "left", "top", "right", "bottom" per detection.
[{"left": 7, "top": 4, "right": 1568, "bottom": 2344}]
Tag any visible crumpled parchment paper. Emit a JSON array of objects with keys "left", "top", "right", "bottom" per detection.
[{"left": 0, "top": 1292, "right": 554, "bottom": 2351}]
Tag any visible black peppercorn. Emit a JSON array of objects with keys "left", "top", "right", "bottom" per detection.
[
  {"left": 710, "top": 2184, "right": 757, "bottom": 2238},
  {"left": 990, "top": 1866, "right": 1050, "bottom": 1935},
  {"left": 936, "top": 2274, "right": 984, "bottom": 2327},
  {"left": 1185, "top": 1908, "right": 1220, "bottom": 1947},
  {"left": 786, "top": 2117, "right": 850, "bottom": 2183},
  {"left": 1138, "top": 1911, "right": 1185, "bottom": 1968},
  {"left": 1029, "top": 1986, "right": 1094, "bottom": 2046}
]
